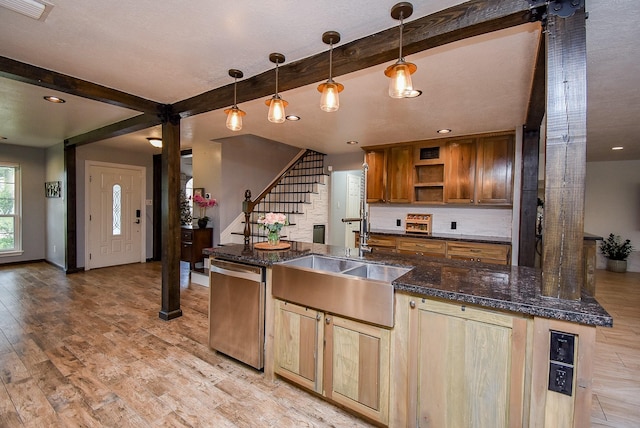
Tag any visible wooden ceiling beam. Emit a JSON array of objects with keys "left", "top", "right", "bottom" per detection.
[
  {"left": 0, "top": 56, "right": 161, "bottom": 115},
  {"left": 174, "top": 0, "right": 533, "bottom": 118},
  {"left": 64, "top": 113, "right": 161, "bottom": 147}
]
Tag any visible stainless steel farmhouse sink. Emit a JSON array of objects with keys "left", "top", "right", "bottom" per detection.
[{"left": 272, "top": 255, "right": 411, "bottom": 327}]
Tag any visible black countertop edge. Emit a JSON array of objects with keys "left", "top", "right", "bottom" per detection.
[{"left": 205, "top": 242, "right": 613, "bottom": 327}]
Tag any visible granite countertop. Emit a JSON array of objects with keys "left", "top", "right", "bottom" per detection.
[
  {"left": 360, "top": 229, "right": 512, "bottom": 245},
  {"left": 205, "top": 242, "right": 612, "bottom": 327}
]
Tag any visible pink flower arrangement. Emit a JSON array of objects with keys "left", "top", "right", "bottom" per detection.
[
  {"left": 257, "top": 212, "right": 288, "bottom": 233},
  {"left": 192, "top": 194, "right": 217, "bottom": 220}
]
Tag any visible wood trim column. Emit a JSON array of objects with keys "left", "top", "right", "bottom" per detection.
[
  {"left": 541, "top": 9, "right": 587, "bottom": 300},
  {"left": 64, "top": 143, "right": 80, "bottom": 273},
  {"left": 159, "top": 107, "right": 182, "bottom": 320}
]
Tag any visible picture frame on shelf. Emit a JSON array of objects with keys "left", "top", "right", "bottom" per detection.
[{"left": 193, "top": 188, "right": 204, "bottom": 197}]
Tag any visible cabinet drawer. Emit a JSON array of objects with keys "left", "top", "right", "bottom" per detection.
[
  {"left": 397, "top": 238, "right": 446, "bottom": 256},
  {"left": 446, "top": 242, "right": 510, "bottom": 264},
  {"left": 181, "top": 230, "right": 193, "bottom": 242},
  {"left": 366, "top": 235, "right": 396, "bottom": 248}
]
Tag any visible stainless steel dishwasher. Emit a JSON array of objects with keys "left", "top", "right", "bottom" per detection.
[{"left": 209, "top": 258, "right": 265, "bottom": 369}]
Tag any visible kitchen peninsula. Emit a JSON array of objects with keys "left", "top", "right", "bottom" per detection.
[{"left": 206, "top": 242, "right": 611, "bottom": 427}]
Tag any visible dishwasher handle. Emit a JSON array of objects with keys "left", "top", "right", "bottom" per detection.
[{"left": 210, "top": 259, "right": 263, "bottom": 282}]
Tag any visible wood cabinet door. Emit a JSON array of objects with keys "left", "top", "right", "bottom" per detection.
[
  {"left": 476, "top": 134, "right": 514, "bottom": 205},
  {"left": 365, "top": 149, "right": 387, "bottom": 203},
  {"left": 445, "top": 138, "right": 476, "bottom": 204},
  {"left": 410, "top": 299, "right": 527, "bottom": 428},
  {"left": 387, "top": 145, "right": 413, "bottom": 203},
  {"left": 446, "top": 242, "right": 511, "bottom": 265},
  {"left": 324, "top": 315, "right": 390, "bottom": 425},
  {"left": 274, "top": 300, "right": 324, "bottom": 393}
]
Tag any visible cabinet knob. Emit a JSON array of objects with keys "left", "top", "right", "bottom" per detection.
[
  {"left": 316, "top": 314, "right": 322, "bottom": 321},
  {"left": 325, "top": 317, "right": 331, "bottom": 324},
  {"left": 409, "top": 300, "right": 416, "bottom": 309}
]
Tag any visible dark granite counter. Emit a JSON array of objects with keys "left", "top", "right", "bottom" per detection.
[
  {"left": 359, "top": 229, "right": 512, "bottom": 245},
  {"left": 205, "top": 242, "right": 612, "bottom": 327}
]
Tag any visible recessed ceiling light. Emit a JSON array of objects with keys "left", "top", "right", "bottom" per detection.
[
  {"left": 43, "top": 95, "right": 65, "bottom": 103},
  {"left": 147, "top": 137, "right": 162, "bottom": 148},
  {"left": 0, "top": 136, "right": 7, "bottom": 140},
  {"left": 611, "top": 146, "right": 624, "bottom": 151},
  {"left": 437, "top": 129, "right": 452, "bottom": 134},
  {"left": 346, "top": 140, "right": 359, "bottom": 145},
  {"left": 286, "top": 115, "right": 300, "bottom": 121},
  {"left": 404, "top": 90, "right": 422, "bottom": 98}
]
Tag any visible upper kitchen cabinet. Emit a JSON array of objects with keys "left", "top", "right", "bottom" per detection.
[
  {"left": 364, "top": 131, "right": 515, "bottom": 206},
  {"left": 476, "top": 134, "right": 514, "bottom": 205},
  {"left": 365, "top": 149, "right": 387, "bottom": 203},
  {"left": 444, "top": 138, "right": 477, "bottom": 204},
  {"left": 445, "top": 132, "right": 515, "bottom": 206},
  {"left": 413, "top": 143, "right": 446, "bottom": 204},
  {"left": 365, "top": 145, "right": 412, "bottom": 204}
]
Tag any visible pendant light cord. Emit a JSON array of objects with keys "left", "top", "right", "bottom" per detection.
[
  {"left": 275, "top": 61, "right": 280, "bottom": 97},
  {"left": 329, "top": 40, "right": 334, "bottom": 82},
  {"left": 398, "top": 12, "right": 404, "bottom": 61},
  {"left": 233, "top": 76, "right": 238, "bottom": 107}
]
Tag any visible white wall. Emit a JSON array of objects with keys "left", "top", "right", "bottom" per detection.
[
  {"left": 45, "top": 144, "right": 65, "bottom": 268},
  {"left": 585, "top": 159, "right": 640, "bottom": 272},
  {"left": 370, "top": 205, "right": 513, "bottom": 238}
]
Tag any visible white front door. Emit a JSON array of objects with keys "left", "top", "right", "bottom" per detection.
[{"left": 87, "top": 163, "right": 144, "bottom": 270}]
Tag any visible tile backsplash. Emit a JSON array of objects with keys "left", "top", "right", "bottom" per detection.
[{"left": 370, "top": 205, "right": 513, "bottom": 238}]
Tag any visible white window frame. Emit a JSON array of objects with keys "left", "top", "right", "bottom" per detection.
[{"left": 0, "top": 162, "right": 22, "bottom": 257}]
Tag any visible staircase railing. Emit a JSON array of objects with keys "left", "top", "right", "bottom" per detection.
[{"left": 242, "top": 149, "right": 319, "bottom": 244}]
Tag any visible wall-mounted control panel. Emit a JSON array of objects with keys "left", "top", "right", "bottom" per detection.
[{"left": 548, "top": 331, "right": 576, "bottom": 396}]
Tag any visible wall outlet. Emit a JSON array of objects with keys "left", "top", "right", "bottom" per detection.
[
  {"left": 550, "top": 331, "right": 575, "bottom": 365},
  {"left": 548, "top": 362, "right": 573, "bottom": 396},
  {"left": 396, "top": 219, "right": 402, "bottom": 227},
  {"left": 451, "top": 221, "right": 457, "bottom": 230}
]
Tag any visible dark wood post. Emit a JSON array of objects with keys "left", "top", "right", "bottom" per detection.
[
  {"left": 243, "top": 189, "right": 252, "bottom": 245},
  {"left": 64, "top": 143, "right": 79, "bottom": 273},
  {"left": 541, "top": 8, "right": 587, "bottom": 300},
  {"left": 159, "top": 106, "right": 183, "bottom": 320}
]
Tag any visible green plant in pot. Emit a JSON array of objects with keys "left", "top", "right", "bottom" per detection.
[{"left": 600, "top": 233, "right": 633, "bottom": 273}]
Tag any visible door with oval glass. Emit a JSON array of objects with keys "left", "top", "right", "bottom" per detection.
[{"left": 87, "top": 162, "right": 145, "bottom": 270}]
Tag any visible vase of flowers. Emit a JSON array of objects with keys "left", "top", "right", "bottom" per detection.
[
  {"left": 192, "top": 193, "right": 217, "bottom": 228},
  {"left": 257, "top": 212, "right": 288, "bottom": 246}
]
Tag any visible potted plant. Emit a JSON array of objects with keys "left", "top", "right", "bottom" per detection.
[
  {"left": 192, "top": 194, "right": 217, "bottom": 228},
  {"left": 600, "top": 233, "right": 633, "bottom": 272}
]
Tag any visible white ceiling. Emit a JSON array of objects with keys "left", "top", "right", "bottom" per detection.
[{"left": 0, "top": 0, "right": 638, "bottom": 161}]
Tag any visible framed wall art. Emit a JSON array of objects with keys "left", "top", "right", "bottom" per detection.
[{"left": 45, "top": 181, "right": 62, "bottom": 198}]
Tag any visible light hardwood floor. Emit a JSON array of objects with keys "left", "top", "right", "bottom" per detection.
[
  {"left": 591, "top": 269, "right": 640, "bottom": 427},
  {"left": 0, "top": 262, "right": 637, "bottom": 427},
  {"left": 0, "top": 262, "right": 373, "bottom": 427}
]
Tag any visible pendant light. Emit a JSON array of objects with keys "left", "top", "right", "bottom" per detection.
[
  {"left": 384, "top": 2, "right": 418, "bottom": 98},
  {"left": 317, "top": 31, "right": 344, "bottom": 112},
  {"left": 265, "top": 53, "right": 288, "bottom": 123},
  {"left": 224, "top": 69, "right": 246, "bottom": 131}
]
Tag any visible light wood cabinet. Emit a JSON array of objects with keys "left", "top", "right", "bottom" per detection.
[
  {"left": 365, "top": 146, "right": 412, "bottom": 203},
  {"left": 407, "top": 297, "right": 528, "bottom": 428},
  {"left": 387, "top": 145, "right": 413, "bottom": 203},
  {"left": 274, "top": 300, "right": 324, "bottom": 393},
  {"left": 446, "top": 241, "right": 511, "bottom": 265},
  {"left": 396, "top": 237, "right": 446, "bottom": 258},
  {"left": 445, "top": 133, "right": 514, "bottom": 205},
  {"left": 325, "top": 315, "right": 390, "bottom": 424},
  {"left": 445, "top": 138, "right": 477, "bottom": 204},
  {"left": 274, "top": 300, "right": 391, "bottom": 425},
  {"left": 476, "top": 134, "right": 514, "bottom": 205},
  {"left": 365, "top": 149, "right": 387, "bottom": 203}
]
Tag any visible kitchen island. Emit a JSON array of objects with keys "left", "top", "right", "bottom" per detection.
[{"left": 205, "top": 242, "right": 611, "bottom": 427}]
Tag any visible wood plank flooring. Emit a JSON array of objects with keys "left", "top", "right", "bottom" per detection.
[
  {"left": 592, "top": 269, "right": 640, "bottom": 428},
  {"left": 0, "top": 262, "right": 372, "bottom": 427},
  {"left": 0, "top": 262, "right": 637, "bottom": 427}
]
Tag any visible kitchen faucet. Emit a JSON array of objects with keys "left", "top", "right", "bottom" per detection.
[{"left": 359, "top": 163, "right": 372, "bottom": 257}]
